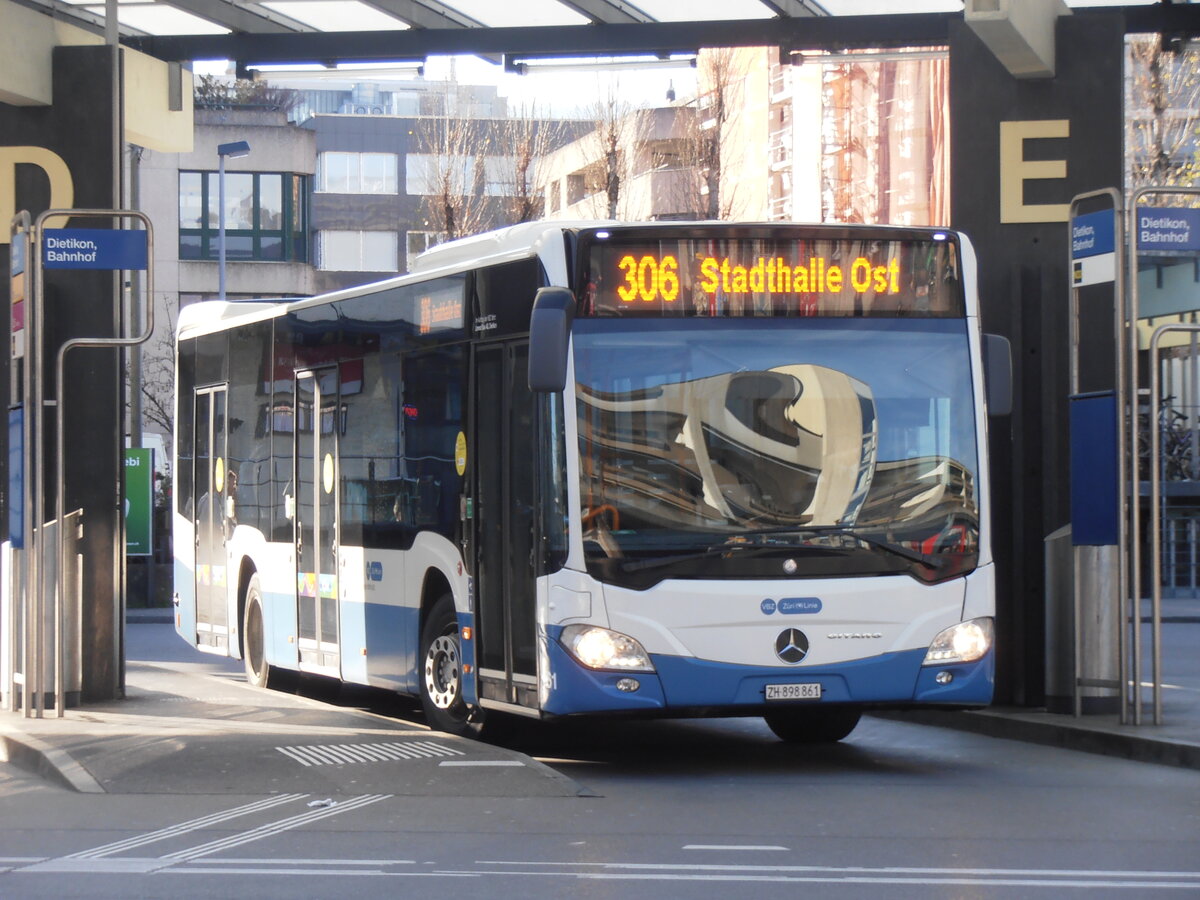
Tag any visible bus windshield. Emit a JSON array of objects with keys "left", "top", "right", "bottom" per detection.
[{"left": 573, "top": 317, "right": 980, "bottom": 587}]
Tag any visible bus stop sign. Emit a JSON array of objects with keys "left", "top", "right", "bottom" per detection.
[{"left": 42, "top": 228, "right": 148, "bottom": 270}]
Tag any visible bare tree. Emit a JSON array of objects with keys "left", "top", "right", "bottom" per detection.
[
  {"left": 585, "top": 87, "right": 636, "bottom": 219},
  {"left": 414, "top": 102, "right": 495, "bottom": 241},
  {"left": 697, "top": 49, "right": 740, "bottom": 219},
  {"left": 1127, "top": 36, "right": 1200, "bottom": 190},
  {"left": 497, "top": 104, "right": 567, "bottom": 224},
  {"left": 131, "top": 303, "right": 177, "bottom": 444}
]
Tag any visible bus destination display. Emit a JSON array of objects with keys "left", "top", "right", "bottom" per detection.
[{"left": 582, "top": 234, "right": 962, "bottom": 318}]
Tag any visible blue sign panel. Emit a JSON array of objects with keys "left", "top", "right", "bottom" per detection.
[
  {"left": 8, "top": 408, "right": 22, "bottom": 548},
  {"left": 42, "top": 228, "right": 148, "bottom": 270},
  {"left": 1071, "top": 209, "right": 1115, "bottom": 259},
  {"left": 778, "top": 597, "right": 823, "bottom": 615},
  {"left": 1070, "top": 392, "right": 1119, "bottom": 546},
  {"left": 10, "top": 231, "right": 26, "bottom": 276},
  {"left": 1136, "top": 207, "right": 1200, "bottom": 252}
]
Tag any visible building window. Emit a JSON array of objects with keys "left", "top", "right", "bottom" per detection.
[
  {"left": 178, "top": 171, "right": 308, "bottom": 262},
  {"left": 318, "top": 152, "right": 398, "bottom": 194},
  {"left": 567, "top": 172, "right": 587, "bottom": 205},
  {"left": 405, "top": 231, "right": 442, "bottom": 271},
  {"left": 405, "top": 154, "right": 512, "bottom": 197},
  {"left": 319, "top": 230, "right": 399, "bottom": 272}
]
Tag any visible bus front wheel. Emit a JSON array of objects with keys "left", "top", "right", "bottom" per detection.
[
  {"left": 243, "top": 575, "right": 274, "bottom": 689},
  {"left": 763, "top": 706, "right": 861, "bottom": 743},
  {"left": 420, "top": 594, "right": 485, "bottom": 739}
]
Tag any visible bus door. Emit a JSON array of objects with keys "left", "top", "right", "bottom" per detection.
[
  {"left": 295, "top": 368, "right": 341, "bottom": 674},
  {"left": 472, "top": 340, "right": 539, "bottom": 711},
  {"left": 193, "top": 385, "right": 229, "bottom": 651}
]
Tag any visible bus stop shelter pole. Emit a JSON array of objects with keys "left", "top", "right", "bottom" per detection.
[
  {"left": 1148, "top": 323, "right": 1200, "bottom": 726},
  {"left": 1067, "top": 188, "right": 1125, "bottom": 721},
  {"left": 1128, "top": 185, "right": 1200, "bottom": 725},
  {"left": 32, "top": 208, "right": 154, "bottom": 717}
]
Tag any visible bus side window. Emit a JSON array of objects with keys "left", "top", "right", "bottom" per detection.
[{"left": 402, "top": 346, "right": 466, "bottom": 540}]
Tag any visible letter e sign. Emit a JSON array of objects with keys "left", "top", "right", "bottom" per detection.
[{"left": 999, "top": 120, "right": 1070, "bottom": 224}]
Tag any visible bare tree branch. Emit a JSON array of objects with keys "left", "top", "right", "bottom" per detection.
[{"left": 1127, "top": 37, "right": 1200, "bottom": 193}]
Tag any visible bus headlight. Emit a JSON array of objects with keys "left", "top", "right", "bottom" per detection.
[
  {"left": 922, "top": 617, "right": 993, "bottom": 665},
  {"left": 560, "top": 625, "right": 655, "bottom": 673}
]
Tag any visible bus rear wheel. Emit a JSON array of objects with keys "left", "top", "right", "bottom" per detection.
[
  {"left": 243, "top": 575, "right": 274, "bottom": 689},
  {"left": 420, "top": 594, "right": 485, "bottom": 739},
  {"left": 763, "top": 706, "right": 861, "bottom": 743}
]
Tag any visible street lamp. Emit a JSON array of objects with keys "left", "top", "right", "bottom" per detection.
[{"left": 216, "top": 140, "right": 251, "bottom": 302}]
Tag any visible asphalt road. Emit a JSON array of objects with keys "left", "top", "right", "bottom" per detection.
[{"left": 0, "top": 623, "right": 1197, "bottom": 899}]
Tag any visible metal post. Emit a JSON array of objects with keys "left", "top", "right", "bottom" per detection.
[
  {"left": 1129, "top": 185, "right": 1200, "bottom": 726},
  {"left": 8, "top": 212, "right": 32, "bottom": 715},
  {"left": 30, "top": 214, "right": 47, "bottom": 718},
  {"left": 31, "top": 208, "right": 155, "bottom": 718},
  {"left": 1067, "top": 188, "right": 1125, "bottom": 720},
  {"left": 215, "top": 140, "right": 249, "bottom": 304},
  {"left": 1148, "top": 322, "right": 1200, "bottom": 726},
  {"left": 218, "top": 153, "right": 226, "bottom": 302}
]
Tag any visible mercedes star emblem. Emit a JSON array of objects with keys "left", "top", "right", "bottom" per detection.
[{"left": 775, "top": 628, "right": 809, "bottom": 664}]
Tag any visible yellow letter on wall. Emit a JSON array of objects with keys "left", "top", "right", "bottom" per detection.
[
  {"left": 999, "top": 120, "right": 1070, "bottom": 224},
  {"left": 0, "top": 146, "right": 74, "bottom": 244}
]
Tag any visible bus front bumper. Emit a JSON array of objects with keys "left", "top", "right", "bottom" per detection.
[{"left": 539, "top": 632, "right": 994, "bottom": 717}]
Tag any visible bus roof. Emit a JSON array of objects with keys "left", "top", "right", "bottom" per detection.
[{"left": 176, "top": 220, "right": 977, "bottom": 340}]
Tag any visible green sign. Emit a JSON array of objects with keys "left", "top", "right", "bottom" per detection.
[{"left": 124, "top": 447, "right": 154, "bottom": 556}]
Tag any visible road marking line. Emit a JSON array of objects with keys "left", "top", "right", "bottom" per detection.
[
  {"left": 182, "top": 858, "right": 414, "bottom": 866},
  {"left": 683, "top": 845, "right": 788, "bottom": 851},
  {"left": 456, "top": 865, "right": 1200, "bottom": 889},
  {"left": 276, "top": 741, "right": 465, "bottom": 767},
  {"left": 161, "top": 794, "right": 391, "bottom": 863},
  {"left": 64, "top": 793, "right": 308, "bottom": 859},
  {"left": 21, "top": 858, "right": 170, "bottom": 874},
  {"left": 476, "top": 860, "right": 1200, "bottom": 879},
  {"left": 165, "top": 867, "right": 398, "bottom": 876},
  {"left": 165, "top": 867, "right": 480, "bottom": 877},
  {"left": 438, "top": 760, "right": 525, "bottom": 767}
]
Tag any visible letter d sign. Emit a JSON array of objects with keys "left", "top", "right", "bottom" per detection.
[{"left": 0, "top": 147, "right": 75, "bottom": 244}]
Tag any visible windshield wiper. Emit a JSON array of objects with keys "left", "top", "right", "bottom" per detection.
[
  {"left": 737, "top": 525, "right": 945, "bottom": 571},
  {"left": 616, "top": 526, "right": 946, "bottom": 575},
  {"left": 618, "top": 538, "right": 823, "bottom": 573}
]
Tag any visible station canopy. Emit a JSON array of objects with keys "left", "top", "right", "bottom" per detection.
[{"left": 11, "top": 0, "right": 1197, "bottom": 69}]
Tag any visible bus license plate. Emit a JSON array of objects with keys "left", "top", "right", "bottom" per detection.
[{"left": 765, "top": 683, "right": 822, "bottom": 701}]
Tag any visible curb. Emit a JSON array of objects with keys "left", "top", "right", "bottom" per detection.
[
  {"left": 872, "top": 708, "right": 1200, "bottom": 771},
  {"left": 0, "top": 730, "right": 105, "bottom": 793}
]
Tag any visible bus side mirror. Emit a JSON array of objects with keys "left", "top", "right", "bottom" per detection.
[
  {"left": 528, "top": 287, "right": 576, "bottom": 393},
  {"left": 983, "top": 333, "right": 1012, "bottom": 416}
]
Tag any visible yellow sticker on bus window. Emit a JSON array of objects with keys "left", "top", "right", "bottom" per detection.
[
  {"left": 455, "top": 431, "right": 467, "bottom": 477},
  {"left": 323, "top": 452, "right": 335, "bottom": 494},
  {"left": 214, "top": 457, "right": 225, "bottom": 493}
]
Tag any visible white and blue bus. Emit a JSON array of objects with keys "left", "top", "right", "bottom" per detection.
[{"left": 174, "top": 221, "right": 1010, "bottom": 743}]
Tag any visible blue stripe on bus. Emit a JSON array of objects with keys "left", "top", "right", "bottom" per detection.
[
  {"left": 541, "top": 636, "right": 668, "bottom": 715},
  {"left": 652, "top": 649, "right": 993, "bottom": 707},
  {"left": 360, "top": 602, "right": 419, "bottom": 691},
  {"left": 541, "top": 626, "right": 994, "bottom": 713},
  {"left": 262, "top": 589, "right": 297, "bottom": 667},
  {"left": 457, "top": 611, "right": 477, "bottom": 705}
]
